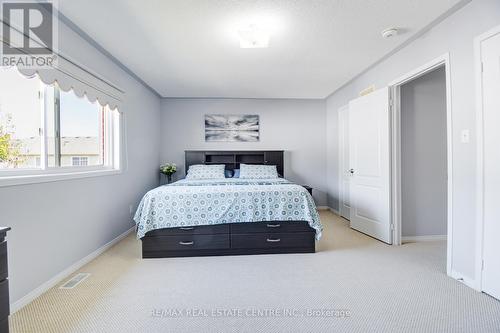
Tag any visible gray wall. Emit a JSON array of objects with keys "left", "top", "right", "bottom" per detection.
[
  {"left": 401, "top": 67, "right": 447, "bottom": 237},
  {"left": 0, "top": 18, "right": 161, "bottom": 304},
  {"left": 160, "top": 98, "right": 327, "bottom": 206},
  {"left": 326, "top": 0, "right": 500, "bottom": 281}
]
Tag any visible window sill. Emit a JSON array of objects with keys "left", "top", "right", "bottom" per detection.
[{"left": 0, "top": 168, "right": 122, "bottom": 188}]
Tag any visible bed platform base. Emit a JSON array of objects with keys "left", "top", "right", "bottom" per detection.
[{"left": 141, "top": 221, "right": 315, "bottom": 258}]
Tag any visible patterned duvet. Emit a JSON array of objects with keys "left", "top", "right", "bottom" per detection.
[{"left": 134, "top": 178, "right": 322, "bottom": 240}]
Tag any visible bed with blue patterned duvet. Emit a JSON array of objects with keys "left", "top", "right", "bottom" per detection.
[{"left": 134, "top": 178, "right": 323, "bottom": 240}]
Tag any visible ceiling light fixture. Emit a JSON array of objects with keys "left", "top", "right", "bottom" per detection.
[{"left": 238, "top": 24, "right": 270, "bottom": 48}]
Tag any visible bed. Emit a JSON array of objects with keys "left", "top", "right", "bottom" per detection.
[{"left": 134, "top": 150, "right": 322, "bottom": 258}]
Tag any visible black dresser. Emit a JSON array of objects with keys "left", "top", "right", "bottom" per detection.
[{"left": 0, "top": 227, "right": 10, "bottom": 333}]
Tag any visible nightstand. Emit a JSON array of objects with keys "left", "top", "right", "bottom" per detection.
[{"left": 302, "top": 185, "right": 313, "bottom": 195}]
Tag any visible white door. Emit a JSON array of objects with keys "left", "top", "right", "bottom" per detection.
[
  {"left": 349, "top": 87, "right": 392, "bottom": 244},
  {"left": 339, "top": 106, "right": 351, "bottom": 220},
  {"left": 480, "top": 31, "right": 500, "bottom": 300}
]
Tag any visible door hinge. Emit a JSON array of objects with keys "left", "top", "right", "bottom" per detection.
[
  {"left": 481, "top": 260, "right": 484, "bottom": 271},
  {"left": 481, "top": 62, "right": 484, "bottom": 73},
  {"left": 390, "top": 223, "right": 394, "bottom": 231}
]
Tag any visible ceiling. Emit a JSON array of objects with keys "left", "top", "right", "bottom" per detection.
[{"left": 59, "top": 0, "right": 464, "bottom": 99}]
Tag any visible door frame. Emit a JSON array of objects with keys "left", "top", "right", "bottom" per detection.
[
  {"left": 474, "top": 25, "right": 500, "bottom": 292},
  {"left": 338, "top": 105, "right": 350, "bottom": 220},
  {"left": 388, "top": 53, "right": 453, "bottom": 276}
]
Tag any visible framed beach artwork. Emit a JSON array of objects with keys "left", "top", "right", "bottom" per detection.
[{"left": 205, "top": 114, "right": 260, "bottom": 142}]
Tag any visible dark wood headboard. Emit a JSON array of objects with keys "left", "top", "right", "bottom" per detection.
[{"left": 185, "top": 150, "right": 284, "bottom": 177}]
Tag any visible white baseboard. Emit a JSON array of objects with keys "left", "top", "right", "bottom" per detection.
[
  {"left": 401, "top": 235, "right": 447, "bottom": 242},
  {"left": 450, "top": 270, "right": 479, "bottom": 291},
  {"left": 317, "top": 206, "right": 340, "bottom": 215},
  {"left": 329, "top": 207, "right": 340, "bottom": 215},
  {"left": 11, "top": 226, "right": 135, "bottom": 313}
]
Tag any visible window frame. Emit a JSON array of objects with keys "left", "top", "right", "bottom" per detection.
[{"left": 0, "top": 80, "right": 121, "bottom": 187}]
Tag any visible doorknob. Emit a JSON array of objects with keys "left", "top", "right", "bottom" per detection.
[{"left": 349, "top": 169, "right": 355, "bottom": 174}]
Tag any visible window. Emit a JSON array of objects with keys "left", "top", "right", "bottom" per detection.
[
  {"left": 0, "top": 67, "right": 121, "bottom": 185},
  {"left": 0, "top": 68, "right": 41, "bottom": 169},
  {"left": 59, "top": 90, "right": 103, "bottom": 167},
  {"left": 71, "top": 156, "right": 88, "bottom": 166}
]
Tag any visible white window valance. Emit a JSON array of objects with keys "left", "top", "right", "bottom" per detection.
[
  {"left": 1, "top": 23, "right": 125, "bottom": 111},
  {"left": 16, "top": 56, "right": 125, "bottom": 111}
]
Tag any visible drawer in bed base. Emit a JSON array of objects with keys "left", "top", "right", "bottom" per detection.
[
  {"left": 231, "top": 221, "right": 313, "bottom": 234},
  {"left": 231, "top": 232, "right": 315, "bottom": 250},
  {"left": 145, "top": 224, "right": 229, "bottom": 236},
  {"left": 142, "top": 234, "right": 230, "bottom": 253}
]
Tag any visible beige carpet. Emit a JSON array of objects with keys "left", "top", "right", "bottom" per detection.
[{"left": 10, "top": 211, "right": 500, "bottom": 333}]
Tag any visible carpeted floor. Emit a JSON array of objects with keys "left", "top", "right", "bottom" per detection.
[{"left": 9, "top": 211, "right": 500, "bottom": 333}]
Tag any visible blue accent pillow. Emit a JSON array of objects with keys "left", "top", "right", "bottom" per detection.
[
  {"left": 233, "top": 169, "right": 240, "bottom": 178},
  {"left": 225, "top": 169, "right": 233, "bottom": 178}
]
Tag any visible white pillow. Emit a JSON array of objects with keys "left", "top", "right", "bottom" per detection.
[
  {"left": 186, "top": 164, "right": 225, "bottom": 180},
  {"left": 239, "top": 164, "right": 279, "bottom": 179}
]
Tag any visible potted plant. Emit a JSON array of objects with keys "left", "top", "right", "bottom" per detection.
[{"left": 160, "top": 163, "right": 177, "bottom": 184}]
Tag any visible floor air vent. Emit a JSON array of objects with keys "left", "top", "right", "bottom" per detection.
[{"left": 59, "top": 273, "right": 91, "bottom": 289}]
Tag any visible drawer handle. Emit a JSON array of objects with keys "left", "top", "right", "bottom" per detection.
[
  {"left": 266, "top": 224, "right": 281, "bottom": 228},
  {"left": 179, "top": 227, "right": 194, "bottom": 230},
  {"left": 266, "top": 238, "right": 281, "bottom": 243},
  {"left": 179, "top": 241, "right": 194, "bottom": 246}
]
